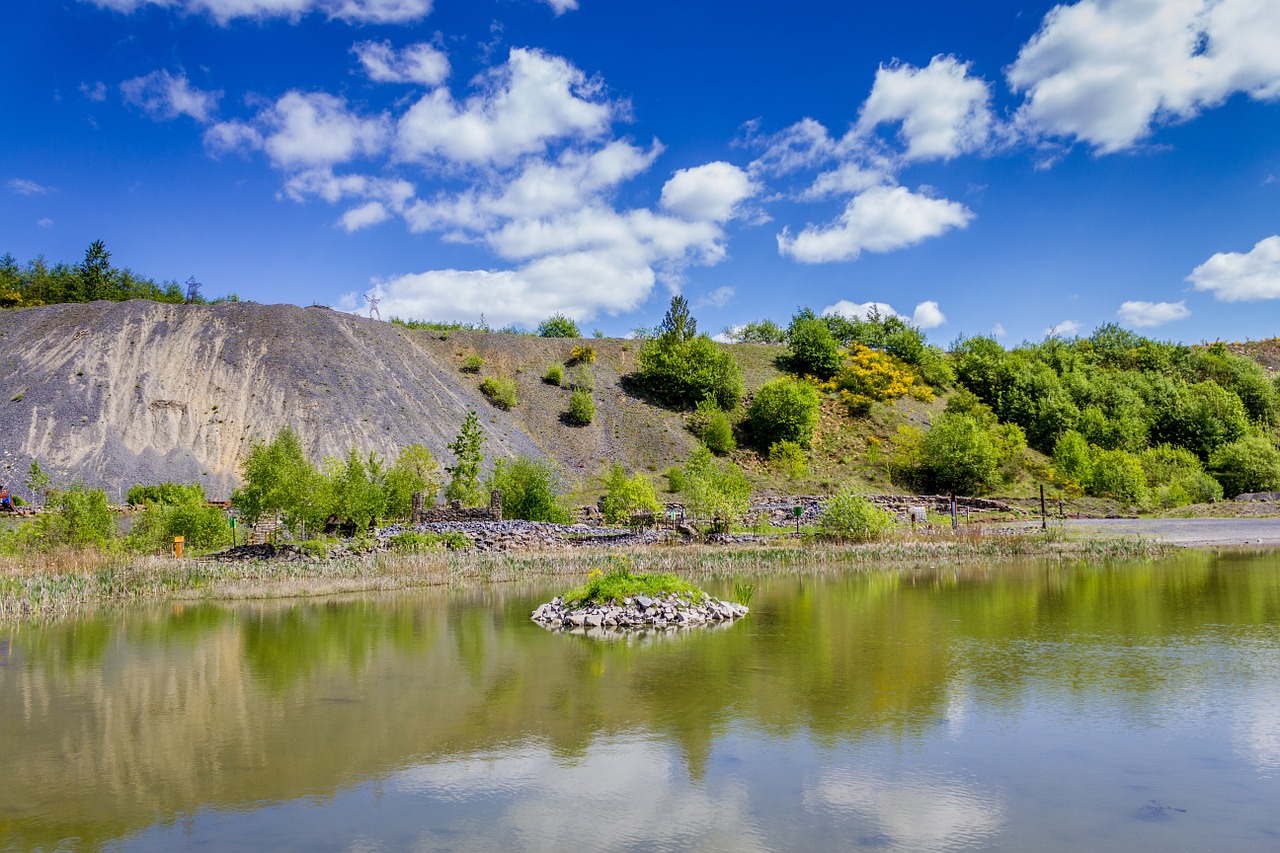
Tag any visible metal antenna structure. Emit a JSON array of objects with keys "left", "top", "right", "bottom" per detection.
[
  {"left": 185, "top": 276, "right": 203, "bottom": 303},
  {"left": 365, "top": 291, "right": 382, "bottom": 321}
]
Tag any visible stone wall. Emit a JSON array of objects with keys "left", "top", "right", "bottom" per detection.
[{"left": 412, "top": 490, "right": 503, "bottom": 523}]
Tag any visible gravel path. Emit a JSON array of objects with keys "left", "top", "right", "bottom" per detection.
[{"left": 998, "top": 517, "right": 1280, "bottom": 547}]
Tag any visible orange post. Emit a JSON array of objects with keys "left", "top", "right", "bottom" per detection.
[{"left": 174, "top": 535, "right": 185, "bottom": 558}]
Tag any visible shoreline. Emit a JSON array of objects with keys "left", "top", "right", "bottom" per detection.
[{"left": 0, "top": 532, "right": 1183, "bottom": 624}]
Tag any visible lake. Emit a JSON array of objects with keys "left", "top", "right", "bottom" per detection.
[{"left": 3, "top": 550, "right": 1279, "bottom": 851}]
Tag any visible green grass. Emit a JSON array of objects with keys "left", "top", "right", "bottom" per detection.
[{"left": 561, "top": 563, "right": 707, "bottom": 605}]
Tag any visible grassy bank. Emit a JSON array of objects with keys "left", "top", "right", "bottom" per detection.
[{"left": 0, "top": 533, "right": 1171, "bottom": 624}]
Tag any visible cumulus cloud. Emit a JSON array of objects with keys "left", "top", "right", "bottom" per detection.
[
  {"left": 660, "top": 162, "right": 758, "bottom": 222},
  {"left": 395, "top": 48, "right": 613, "bottom": 167},
  {"left": 122, "top": 69, "right": 222, "bottom": 123},
  {"left": 912, "top": 299, "right": 947, "bottom": 329},
  {"left": 84, "top": 0, "right": 433, "bottom": 25},
  {"left": 777, "top": 186, "right": 973, "bottom": 263},
  {"left": 1008, "top": 0, "right": 1280, "bottom": 153},
  {"left": 991, "top": 322, "right": 1007, "bottom": 338},
  {"left": 823, "top": 300, "right": 904, "bottom": 321},
  {"left": 1117, "top": 299, "right": 1191, "bottom": 327},
  {"left": 353, "top": 40, "right": 449, "bottom": 86},
  {"left": 542, "top": 0, "right": 577, "bottom": 13},
  {"left": 206, "top": 91, "right": 387, "bottom": 169},
  {"left": 1045, "top": 319, "right": 1083, "bottom": 337},
  {"left": 339, "top": 201, "right": 391, "bottom": 231},
  {"left": 856, "top": 55, "right": 995, "bottom": 161},
  {"left": 7, "top": 178, "right": 53, "bottom": 196},
  {"left": 1188, "top": 235, "right": 1280, "bottom": 301}
]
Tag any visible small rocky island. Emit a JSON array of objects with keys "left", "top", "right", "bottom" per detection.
[{"left": 531, "top": 568, "right": 749, "bottom": 632}]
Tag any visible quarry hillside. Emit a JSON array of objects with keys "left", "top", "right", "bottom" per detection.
[{"left": 0, "top": 300, "right": 750, "bottom": 500}]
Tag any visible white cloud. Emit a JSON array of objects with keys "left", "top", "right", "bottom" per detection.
[
  {"left": 1045, "top": 319, "right": 1083, "bottom": 337},
  {"left": 747, "top": 117, "right": 838, "bottom": 177},
  {"left": 353, "top": 40, "right": 449, "bottom": 87},
  {"left": 37, "top": 218, "right": 54, "bottom": 228},
  {"left": 7, "top": 179, "right": 53, "bottom": 196},
  {"left": 542, "top": 0, "right": 577, "bottom": 13},
  {"left": 339, "top": 201, "right": 391, "bottom": 231},
  {"left": 777, "top": 185, "right": 973, "bottom": 263},
  {"left": 800, "top": 162, "right": 888, "bottom": 201},
  {"left": 207, "top": 91, "right": 387, "bottom": 169},
  {"left": 122, "top": 69, "right": 222, "bottom": 123},
  {"left": 1008, "top": 0, "right": 1280, "bottom": 153},
  {"left": 991, "top": 322, "right": 1007, "bottom": 338},
  {"left": 395, "top": 48, "right": 613, "bottom": 167},
  {"left": 912, "top": 300, "right": 947, "bottom": 328},
  {"left": 694, "top": 286, "right": 735, "bottom": 309},
  {"left": 856, "top": 55, "right": 994, "bottom": 161},
  {"left": 79, "top": 81, "right": 108, "bottom": 102},
  {"left": 660, "top": 162, "right": 758, "bottom": 222},
  {"left": 1188, "top": 235, "right": 1280, "bottom": 301},
  {"left": 404, "top": 140, "right": 661, "bottom": 233},
  {"left": 1116, "top": 299, "right": 1191, "bottom": 326},
  {"left": 84, "top": 0, "right": 433, "bottom": 25}
]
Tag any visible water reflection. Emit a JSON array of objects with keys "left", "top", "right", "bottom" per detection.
[{"left": 1, "top": 553, "right": 1279, "bottom": 851}]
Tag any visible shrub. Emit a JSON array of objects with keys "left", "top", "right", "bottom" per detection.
[
  {"left": 1088, "top": 448, "right": 1150, "bottom": 505},
  {"left": 383, "top": 443, "right": 443, "bottom": 519},
  {"left": 636, "top": 333, "right": 743, "bottom": 410},
  {"left": 127, "top": 501, "right": 229, "bottom": 553},
  {"left": 818, "top": 486, "right": 894, "bottom": 542},
  {"left": 828, "top": 343, "right": 919, "bottom": 408},
  {"left": 768, "top": 440, "right": 807, "bottom": 479},
  {"left": 787, "top": 315, "right": 842, "bottom": 379},
  {"left": 487, "top": 456, "right": 571, "bottom": 523},
  {"left": 747, "top": 377, "right": 820, "bottom": 449},
  {"left": 566, "top": 389, "right": 595, "bottom": 425},
  {"left": 1053, "top": 430, "right": 1093, "bottom": 486},
  {"left": 599, "top": 464, "right": 663, "bottom": 524},
  {"left": 688, "top": 398, "right": 735, "bottom": 455},
  {"left": 723, "top": 319, "right": 786, "bottom": 344},
  {"left": 232, "top": 426, "right": 324, "bottom": 530},
  {"left": 1208, "top": 436, "right": 1280, "bottom": 497},
  {"left": 39, "top": 483, "right": 116, "bottom": 549},
  {"left": 911, "top": 412, "right": 1023, "bottom": 495},
  {"left": 536, "top": 313, "right": 581, "bottom": 338},
  {"left": 542, "top": 363, "right": 564, "bottom": 386},
  {"left": 665, "top": 466, "right": 685, "bottom": 493},
  {"left": 567, "top": 344, "right": 596, "bottom": 365},
  {"left": 680, "top": 447, "right": 752, "bottom": 532},
  {"left": 480, "top": 376, "right": 517, "bottom": 410},
  {"left": 461, "top": 353, "right": 484, "bottom": 373}
]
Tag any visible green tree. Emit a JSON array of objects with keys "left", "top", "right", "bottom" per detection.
[
  {"left": 818, "top": 486, "right": 894, "bottom": 542},
  {"left": 681, "top": 446, "right": 752, "bottom": 532},
  {"left": 688, "top": 398, "right": 736, "bottom": 455},
  {"left": 914, "top": 412, "right": 1023, "bottom": 495},
  {"left": 599, "top": 464, "right": 663, "bottom": 524},
  {"left": 324, "top": 447, "right": 388, "bottom": 534},
  {"left": 487, "top": 456, "right": 571, "bottom": 523},
  {"left": 746, "top": 377, "right": 820, "bottom": 449},
  {"left": 1053, "top": 430, "right": 1093, "bottom": 486},
  {"left": 1208, "top": 436, "right": 1280, "bottom": 497},
  {"left": 231, "top": 426, "right": 323, "bottom": 532},
  {"left": 723, "top": 319, "right": 786, "bottom": 344},
  {"left": 25, "top": 459, "right": 52, "bottom": 507},
  {"left": 77, "top": 240, "right": 115, "bottom": 302},
  {"left": 536, "top": 313, "right": 581, "bottom": 338},
  {"left": 636, "top": 331, "right": 743, "bottom": 410},
  {"left": 384, "top": 443, "right": 443, "bottom": 519},
  {"left": 39, "top": 482, "right": 115, "bottom": 548},
  {"left": 1088, "top": 448, "right": 1150, "bottom": 506},
  {"left": 657, "top": 294, "right": 696, "bottom": 341},
  {"left": 787, "top": 314, "right": 843, "bottom": 379},
  {"left": 445, "top": 411, "right": 486, "bottom": 505}
]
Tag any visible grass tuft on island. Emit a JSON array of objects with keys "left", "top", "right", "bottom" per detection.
[{"left": 562, "top": 563, "right": 706, "bottom": 606}]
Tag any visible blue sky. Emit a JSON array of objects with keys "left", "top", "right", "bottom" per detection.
[{"left": 4, "top": 0, "right": 1280, "bottom": 344}]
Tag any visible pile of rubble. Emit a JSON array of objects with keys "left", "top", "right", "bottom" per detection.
[
  {"left": 204, "top": 543, "right": 313, "bottom": 562},
  {"left": 377, "top": 520, "right": 675, "bottom": 552},
  {"left": 531, "top": 592, "right": 748, "bottom": 631}
]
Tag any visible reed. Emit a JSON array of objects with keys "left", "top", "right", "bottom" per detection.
[{"left": 0, "top": 532, "right": 1170, "bottom": 624}]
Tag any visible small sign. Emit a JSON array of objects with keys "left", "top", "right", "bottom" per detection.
[
  {"left": 792, "top": 505, "right": 803, "bottom": 518},
  {"left": 229, "top": 518, "right": 237, "bottom": 529},
  {"left": 909, "top": 506, "right": 928, "bottom": 523}
]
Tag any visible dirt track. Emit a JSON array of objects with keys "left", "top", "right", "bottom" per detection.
[{"left": 1001, "top": 517, "right": 1280, "bottom": 547}]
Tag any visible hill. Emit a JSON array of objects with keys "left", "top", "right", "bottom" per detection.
[{"left": 0, "top": 300, "right": 746, "bottom": 500}]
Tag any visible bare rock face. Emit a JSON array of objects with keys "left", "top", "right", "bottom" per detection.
[{"left": 0, "top": 301, "right": 552, "bottom": 498}]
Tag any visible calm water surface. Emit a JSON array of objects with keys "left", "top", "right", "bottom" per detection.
[{"left": 3, "top": 551, "right": 1280, "bottom": 852}]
